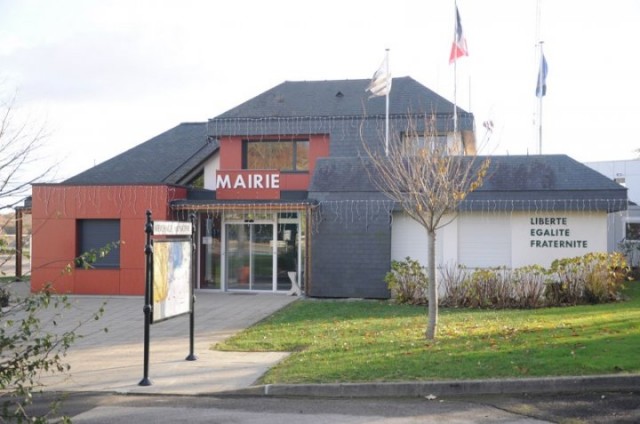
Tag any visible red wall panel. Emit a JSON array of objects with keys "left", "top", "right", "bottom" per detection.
[
  {"left": 217, "top": 134, "right": 330, "bottom": 193},
  {"left": 74, "top": 269, "right": 120, "bottom": 295},
  {"left": 30, "top": 268, "right": 75, "bottom": 294},
  {"left": 219, "top": 137, "right": 243, "bottom": 169},
  {"left": 31, "top": 184, "right": 180, "bottom": 296},
  {"left": 119, "top": 268, "right": 146, "bottom": 295}
]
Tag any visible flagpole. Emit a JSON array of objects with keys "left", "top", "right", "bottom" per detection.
[
  {"left": 385, "top": 48, "right": 390, "bottom": 156},
  {"left": 365, "top": 50, "right": 392, "bottom": 155},
  {"left": 449, "top": 2, "right": 468, "bottom": 151},
  {"left": 536, "top": 0, "right": 543, "bottom": 154},
  {"left": 453, "top": 4, "right": 458, "bottom": 141},
  {"left": 537, "top": 42, "right": 544, "bottom": 154},
  {"left": 453, "top": 58, "right": 458, "bottom": 138}
]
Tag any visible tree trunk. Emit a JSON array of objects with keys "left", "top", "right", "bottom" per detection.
[{"left": 425, "top": 229, "right": 438, "bottom": 340}]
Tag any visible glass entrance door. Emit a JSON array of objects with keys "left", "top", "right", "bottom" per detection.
[
  {"left": 225, "top": 223, "right": 274, "bottom": 291},
  {"left": 276, "top": 223, "right": 299, "bottom": 291}
]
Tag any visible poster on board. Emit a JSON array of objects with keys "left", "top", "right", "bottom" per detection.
[{"left": 152, "top": 239, "right": 192, "bottom": 323}]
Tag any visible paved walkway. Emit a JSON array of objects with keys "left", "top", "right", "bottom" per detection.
[{"left": 4, "top": 280, "right": 297, "bottom": 395}]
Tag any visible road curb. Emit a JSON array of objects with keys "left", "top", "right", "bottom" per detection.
[{"left": 216, "top": 374, "right": 640, "bottom": 398}]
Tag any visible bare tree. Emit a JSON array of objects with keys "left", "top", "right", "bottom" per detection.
[
  {"left": 0, "top": 90, "right": 55, "bottom": 211},
  {"left": 0, "top": 89, "right": 89, "bottom": 423},
  {"left": 0, "top": 89, "right": 56, "bottom": 280},
  {"left": 363, "top": 115, "right": 490, "bottom": 340}
]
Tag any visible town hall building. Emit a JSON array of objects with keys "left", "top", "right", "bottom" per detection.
[{"left": 29, "top": 77, "right": 628, "bottom": 298}]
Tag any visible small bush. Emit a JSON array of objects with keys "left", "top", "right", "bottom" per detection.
[
  {"left": 510, "top": 265, "right": 547, "bottom": 308},
  {"left": 618, "top": 240, "right": 640, "bottom": 268},
  {"left": 546, "top": 256, "right": 585, "bottom": 305},
  {"left": 547, "top": 252, "right": 629, "bottom": 305},
  {"left": 578, "top": 252, "right": 627, "bottom": 303},
  {"left": 463, "top": 267, "right": 509, "bottom": 309},
  {"left": 385, "top": 257, "right": 428, "bottom": 304},
  {"left": 439, "top": 263, "right": 470, "bottom": 307},
  {"left": 441, "top": 266, "right": 543, "bottom": 309}
]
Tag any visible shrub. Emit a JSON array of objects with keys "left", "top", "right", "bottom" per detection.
[
  {"left": 0, "top": 286, "right": 104, "bottom": 423},
  {"left": 547, "top": 256, "right": 586, "bottom": 305},
  {"left": 439, "top": 263, "right": 470, "bottom": 307},
  {"left": 547, "top": 252, "right": 629, "bottom": 305},
  {"left": 437, "top": 252, "right": 628, "bottom": 309},
  {"left": 1, "top": 244, "right": 113, "bottom": 423},
  {"left": 464, "top": 267, "right": 506, "bottom": 308},
  {"left": 385, "top": 257, "right": 428, "bottom": 304},
  {"left": 582, "top": 252, "right": 628, "bottom": 303},
  {"left": 618, "top": 240, "right": 640, "bottom": 268},
  {"left": 510, "top": 265, "right": 547, "bottom": 308}
]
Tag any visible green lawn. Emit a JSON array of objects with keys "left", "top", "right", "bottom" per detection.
[{"left": 215, "top": 282, "right": 640, "bottom": 384}]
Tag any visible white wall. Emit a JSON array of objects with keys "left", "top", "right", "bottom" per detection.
[
  {"left": 458, "top": 213, "right": 511, "bottom": 267},
  {"left": 585, "top": 160, "right": 637, "bottom": 202},
  {"left": 510, "top": 212, "right": 607, "bottom": 267},
  {"left": 391, "top": 210, "right": 609, "bottom": 270},
  {"left": 390, "top": 213, "right": 445, "bottom": 267},
  {"left": 203, "top": 153, "right": 220, "bottom": 191}
]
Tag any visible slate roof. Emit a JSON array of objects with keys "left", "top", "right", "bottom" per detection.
[
  {"left": 214, "top": 77, "right": 469, "bottom": 119},
  {"left": 58, "top": 78, "right": 625, "bottom": 213},
  {"left": 308, "top": 154, "right": 628, "bottom": 211},
  {"left": 61, "top": 78, "right": 473, "bottom": 186},
  {"left": 466, "top": 155, "right": 627, "bottom": 211},
  {"left": 63, "top": 123, "right": 213, "bottom": 185},
  {"left": 478, "top": 155, "right": 625, "bottom": 192}
]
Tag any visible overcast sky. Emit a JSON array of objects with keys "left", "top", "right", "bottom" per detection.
[{"left": 2, "top": 0, "right": 639, "bottom": 182}]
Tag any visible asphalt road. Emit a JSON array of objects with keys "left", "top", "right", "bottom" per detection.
[{"left": 19, "top": 391, "right": 640, "bottom": 423}]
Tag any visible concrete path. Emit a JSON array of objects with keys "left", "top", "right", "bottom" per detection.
[{"left": 3, "top": 280, "right": 297, "bottom": 395}]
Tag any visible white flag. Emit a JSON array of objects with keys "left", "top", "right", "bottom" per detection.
[{"left": 366, "top": 56, "right": 391, "bottom": 98}]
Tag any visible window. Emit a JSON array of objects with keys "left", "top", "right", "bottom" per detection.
[
  {"left": 243, "top": 139, "right": 309, "bottom": 171},
  {"left": 401, "top": 133, "right": 449, "bottom": 155},
  {"left": 77, "top": 219, "right": 121, "bottom": 268},
  {"left": 626, "top": 222, "right": 640, "bottom": 241},
  {"left": 187, "top": 171, "right": 204, "bottom": 188}
]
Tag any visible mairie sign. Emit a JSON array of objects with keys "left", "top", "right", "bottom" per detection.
[{"left": 215, "top": 170, "right": 280, "bottom": 200}]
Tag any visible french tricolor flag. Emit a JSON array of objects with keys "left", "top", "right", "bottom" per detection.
[{"left": 449, "top": 5, "right": 469, "bottom": 64}]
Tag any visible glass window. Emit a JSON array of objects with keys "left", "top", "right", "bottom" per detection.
[
  {"left": 77, "top": 219, "right": 121, "bottom": 268},
  {"left": 402, "top": 133, "right": 448, "bottom": 154},
  {"left": 626, "top": 222, "right": 640, "bottom": 241},
  {"left": 278, "top": 212, "right": 298, "bottom": 220},
  {"left": 296, "top": 141, "right": 309, "bottom": 171},
  {"left": 244, "top": 140, "right": 309, "bottom": 171},
  {"left": 188, "top": 172, "right": 204, "bottom": 188},
  {"left": 224, "top": 212, "right": 273, "bottom": 222}
]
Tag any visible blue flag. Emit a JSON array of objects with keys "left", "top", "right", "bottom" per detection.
[{"left": 536, "top": 53, "right": 548, "bottom": 97}]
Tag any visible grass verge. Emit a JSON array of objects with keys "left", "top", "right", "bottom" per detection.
[{"left": 215, "top": 282, "right": 640, "bottom": 384}]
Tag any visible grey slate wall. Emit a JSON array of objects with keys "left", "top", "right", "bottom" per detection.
[{"left": 308, "top": 191, "right": 393, "bottom": 299}]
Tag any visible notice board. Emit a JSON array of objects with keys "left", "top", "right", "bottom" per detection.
[{"left": 152, "top": 239, "right": 192, "bottom": 323}]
